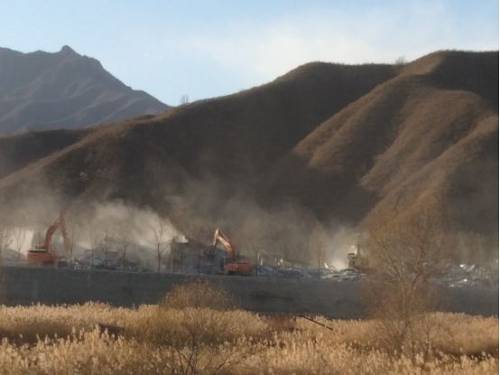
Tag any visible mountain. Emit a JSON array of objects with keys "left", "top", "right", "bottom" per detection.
[
  {"left": 0, "top": 46, "right": 168, "bottom": 133},
  {"left": 0, "top": 61, "right": 396, "bottom": 192},
  {"left": 265, "top": 51, "right": 498, "bottom": 237},
  {"left": 0, "top": 50, "right": 497, "bottom": 262}
]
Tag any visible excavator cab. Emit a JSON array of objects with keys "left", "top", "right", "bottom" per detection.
[
  {"left": 27, "top": 247, "right": 57, "bottom": 266},
  {"left": 223, "top": 257, "right": 253, "bottom": 275}
]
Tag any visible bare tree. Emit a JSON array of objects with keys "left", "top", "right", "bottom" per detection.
[
  {"left": 86, "top": 223, "right": 107, "bottom": 269},
  {"left": 363, "top": 203, "right": 453, "bottom": 355},
  {"left": 117, "top": 237, "right": 130, "bottom": 270},
  {"left": 63, "top": 214, "right": 80, "bottom": 261},
  {"left": 111, "top": 218, "right": 133, "bottom": 270},
  {"left": 394, "top": 56, "right": 406, "bottom": 66},
  {"left": 0, "top": 220, "right": 13, "bottom": 265},
  {"left": 10, "top": 226, "right": 26, "bottom": 261},
  {"left": 179, "top": 94, "right": 190, "bottom": 105},
  {"left": 308, "top": 224, "right": 329, "bottom": 268},
  {"left": 149, "top": 215, "right": 171, "bottom": 273}
]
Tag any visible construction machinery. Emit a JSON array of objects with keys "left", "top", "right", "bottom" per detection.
[
  {"left": 212, "top": 228, "right": 253, "bottom": 275},
  {"left": 347, "top": 243, "right": 370, "bottom": 272},
  {"left": 27, "top": 211, "right": 69, "bottom": 266}
]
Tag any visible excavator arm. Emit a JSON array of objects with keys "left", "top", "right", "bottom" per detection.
[
  {"left": 28, "top": 208, "right": 71, "bottom": 266},
  {"left": 211, "top": 228, "right": 253, "bottom": 275},
  {"left": 35, "top": 211, "right": 69, "bottom": 255},
  {"left": 36, "top": 220, "right": 60, "bottom": 252},
  {"left": 212, "top": 228, "right": 236, "bottom": 259}
]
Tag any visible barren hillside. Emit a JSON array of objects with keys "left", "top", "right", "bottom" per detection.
[
  {"left": 266, "top": 51, "right": 498, "bottom": 235},
  {"left": 0, "top": 62, "right": 396, "bottom": 202},
  {"left": 0, "top": 50, "right": 497, "bottom": 259}
]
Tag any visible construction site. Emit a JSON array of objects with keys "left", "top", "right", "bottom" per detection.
[
  {"left": 0, "top": 206, "right": 495, "bottom": 319},
  {"left": 0, "top": 0, "right": 498, "bottom": 372}
]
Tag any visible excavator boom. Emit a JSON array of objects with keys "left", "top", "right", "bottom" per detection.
[
  {"left": 28, "top": 210, "right": 69, "bottom": 266},
  {"left": 36, "top": 219, "right": 60, "bottom": 252},
  {"left": 211, "top": 228, "right": 253, "bottom": 275},
  {"left": 212, "top": 228, "right": 236, "bottom": 259}
]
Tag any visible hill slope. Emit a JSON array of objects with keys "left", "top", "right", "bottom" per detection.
[
  {"left": 0, "top": 61, "right": 396, "bottom": 198},
  {"left": 0, "top": 50, "right": 496, "bottom": 261},
  {"left": 265, "top": 51, "right": 498, "bottom": 236},
  {"left": 0, "top": 46, "right": 168, "bottom": 133}
]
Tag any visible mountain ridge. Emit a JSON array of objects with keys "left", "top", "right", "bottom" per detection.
[{"left": 0, "top": 46, "right": 169, "bottom": 133}]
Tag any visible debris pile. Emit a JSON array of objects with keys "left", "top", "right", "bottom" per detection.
[
  {"left": 256, "top": 265, "right": 362, "bottom": 281},
  {"left": 256, "top": 262, "right": 498, "bottom": 288},
  {"left": 440, "top": 263, "right": 499, "bottom": 288}
]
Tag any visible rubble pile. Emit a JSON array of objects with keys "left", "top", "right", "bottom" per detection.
[
  {"left": 256, "top": 265, "right": 362, "bottom": 281},
  {"left": 317, "top": 268, "right": 363, "bottom": 281},
  {"left": 256, "top": 262, "right": 499, "bottom": 288},
  {"left": 440, "top": 263, "right": 499, "bottom": 288}
]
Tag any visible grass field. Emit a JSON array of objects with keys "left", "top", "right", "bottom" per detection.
[{"left": 0, "top": 298, "right": 497, "bottom": 374}]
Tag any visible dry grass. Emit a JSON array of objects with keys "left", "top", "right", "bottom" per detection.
[
  {"left": 0, "top": 304, "right": 495, "bottom": 374},
  {"left": 0, "top": 280, "right": 494, "bottom": 374}
]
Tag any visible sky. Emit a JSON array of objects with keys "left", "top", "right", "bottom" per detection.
[{"left": 1, "top": 0, "right": 498, "bottom": 104}]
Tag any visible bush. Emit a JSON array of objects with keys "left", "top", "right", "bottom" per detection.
[
  {"left": 133, "top": 307, "right": 267, "bottom": 347},
  {"left": 161, "top": 280, "right": 235, "bottom": 310},
  {"left": 129, "top": 281, "right": 266, "bottom": 373},
  {"left": 131, "top": 280, "right": 266, "bottom": 347}
]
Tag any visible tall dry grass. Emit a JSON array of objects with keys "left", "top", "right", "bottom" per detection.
[
  {"left": 0, "top": 306, "right": 496, "bottom": 374},
  {"left": 0, "top": 282, "right": 496, "bottom": 374}
]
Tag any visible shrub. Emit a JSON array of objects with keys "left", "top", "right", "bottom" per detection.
[
  {"left": 362, "top": 204, "right": 453, "bottom": 355},
  {"left": 132, "top": 307, "right": 268, "bottom": 347},
  {"left": 161, "top": 280, "right": 235, "bottom": 310}
]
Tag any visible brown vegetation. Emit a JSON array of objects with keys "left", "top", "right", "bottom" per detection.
[
  {"left": 362, "top": 203, "right": 454, "bottom": 355},
  {"left": 0, "top": 301, "right": 496, "bottom": 374},
  {"left": 161, "top": 280, "right": 235, "bottom": 310},
  {"left": 269, "top": 51, "right": 497, "bottom": 233}
]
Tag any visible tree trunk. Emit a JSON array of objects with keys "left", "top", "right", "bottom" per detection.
[{"left": 157, "top": 243, "right": 161, "bottom": 273}]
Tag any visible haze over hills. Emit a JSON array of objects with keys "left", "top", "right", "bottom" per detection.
[
  {"left": 0, "top": 50, "right": 497, "bottom": 263},
  {"left": 0, "top": 46, "right": 168, "bottom": 134}
]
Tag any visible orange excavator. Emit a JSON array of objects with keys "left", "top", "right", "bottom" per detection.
[
  {"left": 212, "top": 228, "right": 253, "bottom": 275},
  {"left": 27, "top": 211, "right": 69, "bottom": 266}
]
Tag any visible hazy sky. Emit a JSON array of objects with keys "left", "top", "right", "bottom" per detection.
[{"left": 1, "top": 0, "right": 498, "bottom": 104}]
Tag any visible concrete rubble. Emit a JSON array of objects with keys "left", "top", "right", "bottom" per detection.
[
  {"left": 440, "top": 263, "right": 499, "bottom": 289},
  {"left": 256, "top": 265, "right": 363, "bottom": 281},
  {"left": 256, "top": 261, "right": 498, "bottom": 288}
]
